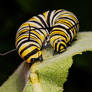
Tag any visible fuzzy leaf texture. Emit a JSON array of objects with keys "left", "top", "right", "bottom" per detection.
[{"left": 0, "top": 32, "right": 92, "bottom": 92}]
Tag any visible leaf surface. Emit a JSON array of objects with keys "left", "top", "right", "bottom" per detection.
[{"left": 0, "top": 32, "right": 92, "bottom": 92}]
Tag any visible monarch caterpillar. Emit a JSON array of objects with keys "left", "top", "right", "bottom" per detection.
[
  {"left": 15, "top": 9, "right": 79, "bottom": 63},
  {"left": 0, "top": 9, "right": 79, "bottom": 64}
]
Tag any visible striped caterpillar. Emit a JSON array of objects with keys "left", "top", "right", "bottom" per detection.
[{"left": 15, "top": 9, "right": 79, "bottom": 63}]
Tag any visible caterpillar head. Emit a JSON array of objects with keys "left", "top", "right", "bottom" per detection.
[
  {"left": 28, "top": 49, "right": 43, "bottom": 64},
  {"left": 54, "top": 39, "right": 67, "bottom": 53},
  {"left": 18, "top": 45, "right": 43, "bottom": 64}
]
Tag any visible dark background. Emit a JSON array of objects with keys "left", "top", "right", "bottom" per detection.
[{"left": 0, "top": 0, "right": 92, "bottom": 92}]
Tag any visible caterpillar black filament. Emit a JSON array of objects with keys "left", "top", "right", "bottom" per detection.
[{"left": 15, "top": 9, "right": 79, "bottom": 63}]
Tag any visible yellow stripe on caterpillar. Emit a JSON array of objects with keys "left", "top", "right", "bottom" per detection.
[{"left": 26, "top": 50, "right": 42, "bottom": 63}]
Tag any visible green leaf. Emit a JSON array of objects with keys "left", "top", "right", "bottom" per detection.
[{"left": 0, "top": 32, "right": 92, "bottom": 92}]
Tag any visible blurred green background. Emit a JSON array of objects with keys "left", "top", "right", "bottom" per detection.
[{"left": 0, "top": 0, "right": 92, "bottom": 92}]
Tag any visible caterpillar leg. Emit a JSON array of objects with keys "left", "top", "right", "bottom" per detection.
[
  {"left": 25, "top": 49, "right": 43, "bottom": 64},
  {"left": 53, "top": 48, "right": 67, "bottom": 55},
  {"left": 73, "top": 38, "right": 77, "bottom": 41},
  {"left": 31, "top": 54, "right": 43, "bottom": 64},
  {"left": 67, "top": 42, "right": 71, "bottom": 46},
  {"left": 41, "top": 35, "right": 50, "bottom": 49}
]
